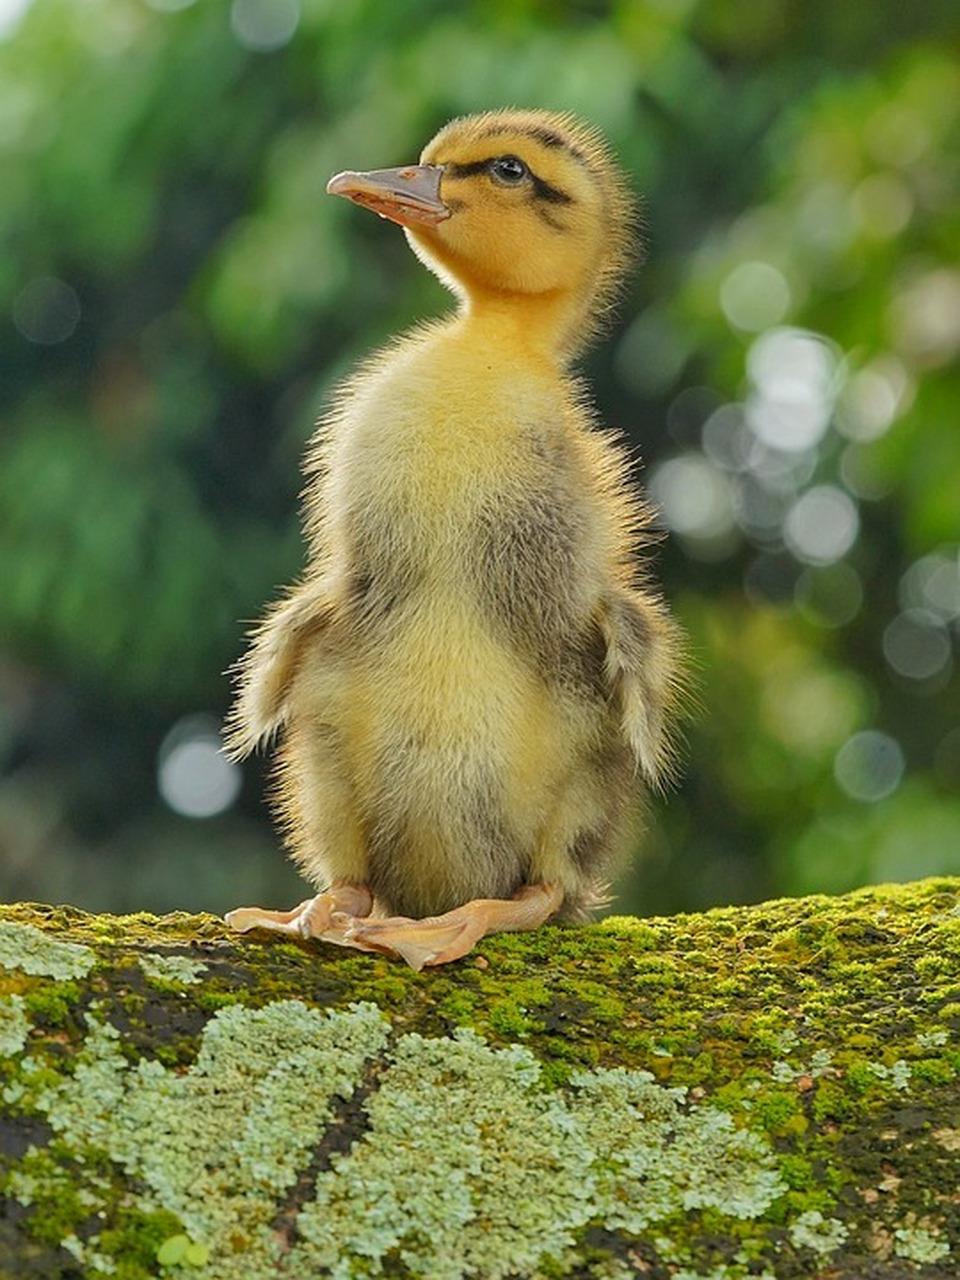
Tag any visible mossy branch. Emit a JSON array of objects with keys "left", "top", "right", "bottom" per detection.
[{"left": 1, "top": 879, "right": 959, "bottom": 1279}]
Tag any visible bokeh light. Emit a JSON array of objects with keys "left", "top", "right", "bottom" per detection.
[
  {"left": 745, "top": 328, "right": 839, "bottom": 453},
  {"left": 865, "top": 102, "right": 930, "bottom": 167},
  {"left": 834, "top": 731, "right": 905, "bottom": 803},
  {"left": 899, "top": 551, "right": 960, "bottom": 621},
  {"left": 794, "top": 563, "right": 864, "bottom": 629},
  {"left": 783, "top": 486, "right": 860, "bottom": 566},
  {"left": 849, "top": 172, "right": 913, "bottom": 240},
  {"left": 763, "top": 665, "right": 863, "bottom": 756},
  {"left": 0, "top": 0, "right": 31, "bottom": 39},
  {"left": 616, "top": 305, "right": 690, "bottom": 396},
  {"left": 882, "top": 610, "right": 953, "bottom": 684},
  {"left": 13, "top": 276, "right": 80, "bottom": 345},
  {"left": 230, "top": 0, "right": 300, "bottom": 53},
  {"left": 720, "top": 261, "right": 792, "bottom": 333},
  {"left": 649, "top": 453, "right": 736, "bottom": 553},
  {"left": 888, "top": 269, "right": 960, "bottom": 368},
  {"left": 701, "top": 403, "right": 750, "bottom": 472},
  {"left": 734, "top": 475, "right": 791, "bottom": 545},
  {"left": 835, "top": 356, "right": 911, "bottom": 442},
  {"left": 158, "top": 716, "right": 242, "bottom": 820}
]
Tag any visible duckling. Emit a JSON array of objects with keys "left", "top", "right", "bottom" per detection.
[{"left": 224, "top": 108, "right": 684, "bottom": 970}]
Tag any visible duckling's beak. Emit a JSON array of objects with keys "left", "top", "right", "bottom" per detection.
[{"left": 327, "top": 165, "right": 450, "bottom": 229}]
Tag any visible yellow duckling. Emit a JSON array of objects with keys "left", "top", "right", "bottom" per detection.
[{"left": 224, "top": 108, "right": 684, "bottom": 970}]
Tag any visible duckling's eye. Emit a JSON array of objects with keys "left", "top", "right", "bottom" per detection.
[{"left": 489, "top": 155, "right": 529, "bottom": 186}]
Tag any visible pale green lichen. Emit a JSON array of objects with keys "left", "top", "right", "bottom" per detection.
[
  {"left": 0, "top": 920, "right": 95, "bottom": 979},
  {"left": 578, "top": 1260, "right": 635, "bottom": 1280},
  {"left": 772, "top": 1048, "right": 833, "bottom": 1083},
  {"left": 60, "top": 1233, "right": 84, "bottom": 1262},
  {"left": 0, "top": 993, "right": 30, "bottom": 1056},
  {"left": 291, "top": 1034, "right": 785, "bottom": 1279},
  {"left": 768, "top": 1029, "right": 800, "bottom": 1055},
  {"left": 292, "top": 1028, "right": 596, "bottom": 1279},
  {"left": 138, "top": 952, "right": 207, "bottom": 986},
  {"left": 788, "top": 1209, "right": 850, "bottom": 1255},
  {"left": 894, "top": 1224, "right": 952, "bottom": 1264},
  {"left": 672, "top": 1271, "right": 777, "bottom": 1280},
  {"left": 809, "top": 1049, "right": 833, "bottom": 1076},
  {"left": 28, "top": 1000, "right": 389, "bottom": 1279},
  {"left": 869, "top": 1059, "right": 913, "bottom": 1090},
  {"left": 16, "top": 999, "right": 791, "bottom": 1280},
  {"left": 917, "top": 1029, "right": 949, "bottom": 1050},
  {"left": 567, "top": 1066, "right": 785, "bottom": 1229}
]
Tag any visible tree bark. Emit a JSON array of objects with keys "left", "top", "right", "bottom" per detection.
[{"left": 0, "top": 879, "right": 958, "bottom": 1279}]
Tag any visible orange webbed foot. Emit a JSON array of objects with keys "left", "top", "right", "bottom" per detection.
[
  {"left": 344, "top": 882, "right": 564, "bottom": 971},
  {"left": 224, "top": 884, "right": 375, "bottom": 950}
]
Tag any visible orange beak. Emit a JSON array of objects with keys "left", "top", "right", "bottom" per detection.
[{"left": 326, "top": 164, "right": 450, "bottom": 229}]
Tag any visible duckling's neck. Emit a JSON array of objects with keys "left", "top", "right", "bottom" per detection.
[{"left": 458, "top": 287, "right": 592, "bottom": 368}]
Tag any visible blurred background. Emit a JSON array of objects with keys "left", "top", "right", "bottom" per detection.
[{"left": 1, "top": 0, "right": 958, "bottom": 920}]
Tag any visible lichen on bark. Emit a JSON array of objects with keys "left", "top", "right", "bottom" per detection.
[{"left": 0, "top": 879, "right": 958, "bottom": 1278}]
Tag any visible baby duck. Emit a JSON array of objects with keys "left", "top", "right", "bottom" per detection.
[{"left": 224, "top": 109, "right": 684, "bottom": 970}]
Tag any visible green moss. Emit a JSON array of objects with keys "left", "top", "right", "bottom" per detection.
[
  {"left": 777, "top": 1154, "right": 815, "bottom": 1191},
  {"left": 912, "top": 1057, "right": 956, "bottom": 1085},
  {"left": 23, "top": 981, "right": 83, "bottom": 1027},
  {"left": 627, "top": 955, "right": 686, "bottom": 991},
  {"left": 435, "top": 987, "right": 482, "bottom": 1023},
  {"left": 7, "top": 1138, "right": 187, "bottom": 1280},
  {"left": 101, "top": 1210, "right": 189, "bottom": 1280},
  {"left": 751, "top": 1091, "right": 807, "bottom": 1137},
  {"left": 486, "top": 995, "right": 541, "bottom": 1037},
  {"left": 193, "top": 987, "right": 245, "bottom": 1013},
  {"left": 6, "top": 1141, "right": 99, "bottom": 1247},
  {"left": 811, "top": 1078, "right": 864, "bottom": 1122},
  {"left": 599, "top": 916, "right": 661, "bottom": 947},
  {"left": 155, "top": 1231, "right": 211, "bottom": 1268},
  {"left": 844, "top": 1058, "right": 881, "bottom": 1095}
]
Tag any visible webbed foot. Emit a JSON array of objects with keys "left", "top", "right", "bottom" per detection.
[
  {"left": 344, "top": 882, "right": 563, "bottom": 971},
  {"left": 225, "top": 884, "right": 374, "bottom": 948}
]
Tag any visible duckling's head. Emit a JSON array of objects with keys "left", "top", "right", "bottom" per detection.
[{"left": 327, "top": 109, "right": 637, "bottom": 359}]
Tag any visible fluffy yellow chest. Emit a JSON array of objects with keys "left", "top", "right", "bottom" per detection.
[{"left": 326, "top": 326, "right": 564, "bottom": 538}]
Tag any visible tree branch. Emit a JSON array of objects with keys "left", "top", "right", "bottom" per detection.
[{"left": 1, "top": 880, "right": 958, "bottom": 1278}]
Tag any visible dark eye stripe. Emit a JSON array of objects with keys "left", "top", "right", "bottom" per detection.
[
  {"left": 444, "top": 158, "right": 574, "bottom": 206},
  {"left": 531, "top": 175, "right": 572, "bottom": 205},
  {"left": 445, "top": 160, "right": 490, "bottom": 179}
]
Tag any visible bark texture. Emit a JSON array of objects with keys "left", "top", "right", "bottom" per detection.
[{"left": 0, "top": 879, "right": 958, "bottom": 1279}]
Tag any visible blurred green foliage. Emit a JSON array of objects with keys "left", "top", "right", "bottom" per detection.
[{"left": 1, "top": 0, "right": 958, "bottom": 916}]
